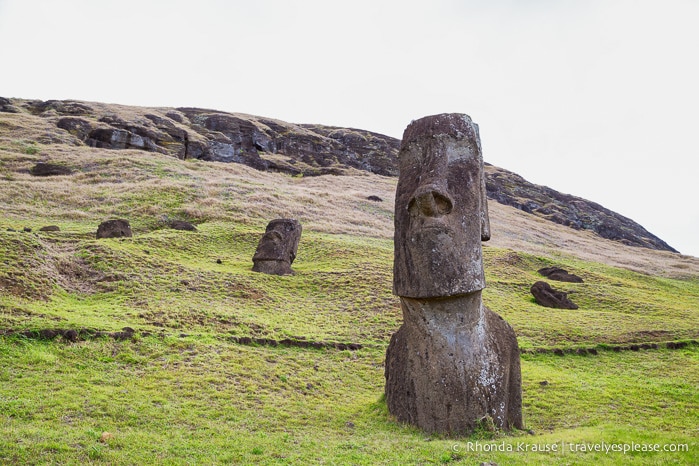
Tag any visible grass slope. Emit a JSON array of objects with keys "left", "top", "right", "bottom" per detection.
[{"left": 1, "top": 114, "right": 698, "bottom": 464}]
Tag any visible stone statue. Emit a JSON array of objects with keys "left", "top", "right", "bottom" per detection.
[
  {"left": 252, "top": 219, "right": 302, "bottom": 275},
  {"left": 385, "top": 114, "right": 523, "bottom": 434},
  {"left": 96, "top": 219, "right": 132, "bottom": 239}
]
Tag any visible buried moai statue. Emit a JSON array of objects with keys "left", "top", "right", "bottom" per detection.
[
  {"left": 252, "top": 219, "right": 302, "bottom": 275},
  {"left": 385, "top": 114, "right": 523, "bottom": 434}
]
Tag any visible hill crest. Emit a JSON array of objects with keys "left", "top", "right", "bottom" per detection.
[{"left": 0, "top": 97, "right": 678, "bottom": 253}]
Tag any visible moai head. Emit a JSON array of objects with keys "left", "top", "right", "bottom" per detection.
[
  {"left": 393, "top": 114, "right": 490, "bottom": 298},
  {"left": 96, "top": 219, "right": 133, "bottom": 239},
  {"left": 252, "top": 219, "right": 302, "bottom": 275}
]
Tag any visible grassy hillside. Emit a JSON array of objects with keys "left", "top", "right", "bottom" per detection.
[{"left": 1, "top": 114, "right": 698, "bottom": 464}]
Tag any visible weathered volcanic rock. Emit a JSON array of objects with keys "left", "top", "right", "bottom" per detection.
[
  {"left": 252, "top": 219, "right": 302, "bottom": 275},
  {"left": 538, "top": 266, "right": 583, "bottom": 283},
  {"left": 96, "top": 219, "right": 133, "bottom": 239},
  {"left": 29, "top": 162, "right": 73, "bottom": 177},
  {"left": 56, "top": 117, "right": 95, "bottom": 140},
  {"left": 530, "top": 281, "right": 578, "bottom": 309},
  {"left": 39, "top": 225, "right": 61, "bottom": 232}
]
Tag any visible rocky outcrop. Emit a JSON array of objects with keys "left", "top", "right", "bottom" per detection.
[
  {"left": 15, "top": 98, "right": 399, "bottom": 177},
  {"left": 1, "top": 97, "right": 677, "bottom": 252},
  {"left": 484, "top": 164, "right": 678, "bottom": 252}
]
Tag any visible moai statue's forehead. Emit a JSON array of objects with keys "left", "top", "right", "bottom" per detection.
[{"left": 393, "top": 114, "right": 490, "bottom": 298}]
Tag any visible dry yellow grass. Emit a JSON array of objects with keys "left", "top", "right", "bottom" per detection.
[{"left": 2, "top": 108, "right": 697, "bottom": 280}]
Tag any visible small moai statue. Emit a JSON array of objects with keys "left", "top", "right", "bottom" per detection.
[
  {"left": 385, "top": 114, "right": 523, "bottom": 434},
  {"left": 96, "top": 219, "right": 132, "bottom": 239},
  {"left": 252, "top": 219, "right": 302, "bottom": 275}
]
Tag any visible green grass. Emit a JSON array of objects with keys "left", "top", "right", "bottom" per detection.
[
  {"left": 2, "top": 224, "right": 698, "bottom": 464},
  {"left": 1, "top": 125, "right": 698, "bottom": 463},
  {"left": 1, "top": 338, "right": 697, "bottom": 464}
]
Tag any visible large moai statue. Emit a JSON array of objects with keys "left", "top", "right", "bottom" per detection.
[
  {"left": 385, "top": 114, "right": 523, "bottom": 434},
  {"left": 252, "top": 219, "right": 302, "bottom": 275}
]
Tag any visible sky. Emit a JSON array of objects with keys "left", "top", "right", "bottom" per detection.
[{"left": 1, "top": 0, "right": 697, "bottom": 256}]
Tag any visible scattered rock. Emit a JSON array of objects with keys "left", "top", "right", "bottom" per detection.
[
  {"left": 530, "top": 281, "right": 579, "bottom": 309},
  {"left": 539, "top": 380, "right": 549, "bottom": 386},
  {"left": 96, "top": 219, "right": 133, "bottom": 239},
  {"left": 29, "top": 162, "right": 72, "bottom": 177},
  {"left": 538, "top": 266, "right": 583, "bottom": 283},
  {"left": 216, "top": 259, "right": 222, "bottom": 264},
  {"left": 168, "top": 220, "right": 197, "bottom": 231},
  {"left": 22, "top": 227, "right": 32, "bottom": 233},
  {"left": 366, "top": 195, "right": 383, "bottom": 202},
  {"left": 39, "top": 225, "right": 60, "bottom": 232},
  {"left": 62, "top": 329, "right": 79, "bottom": 342}
]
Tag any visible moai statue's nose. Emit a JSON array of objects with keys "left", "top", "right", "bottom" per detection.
[{"left": 408, "top": 184, "right": 454, "bottom": 218}]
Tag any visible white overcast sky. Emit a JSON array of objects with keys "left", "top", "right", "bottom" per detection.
[{"left": 1, "top": 0, "right": 697, "bottom": 256}]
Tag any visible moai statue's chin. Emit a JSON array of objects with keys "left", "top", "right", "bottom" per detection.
[
  {"left": 252, "top": 219, "right": 302, "bottom": 275},
  {"left": 385, "top": 114, "right": 523, "bottom": 434}
]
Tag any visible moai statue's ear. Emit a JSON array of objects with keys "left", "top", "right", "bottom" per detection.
[
  {"left": 480, "top": 166, "right": 491, "bottom": 241},
  {"left": 473, "top": 123, "right": 490, "bottom": 242}
]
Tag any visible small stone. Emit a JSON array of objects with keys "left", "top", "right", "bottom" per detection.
[
  {"left": 168, "top": 220, "right": 197, "bottom": 231},
  {"left": 39, "top": 225, "right": 60, "bottom": 232},
  {"left": 216, "top": 259, "right": 222, "bottom": 264}
]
